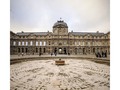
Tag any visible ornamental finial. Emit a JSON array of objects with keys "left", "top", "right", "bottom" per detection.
[{"left": 60, "top": 17, "right": 62, "bottom": 21}]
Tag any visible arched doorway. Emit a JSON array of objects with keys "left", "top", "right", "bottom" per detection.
[
  {"left": 22, "top": 48, "right": 24, "bottom": 53},
  {"left": 39, "top": 48, "right": 41, "bottom": 54},
  {"left": 93, "top": 48, "right": 95, "bottom": 54},
  {"left": 43, "top": 48, "right": 46, "bottom": 53},
  {"left": 83, "top": 48, "right": 85, "bottom": 54},
  {"left": 58, "top": 48, "right": 62, "bottom": 54},
  {"left": 25, "top": 48, "right": 28, "bottom": 53},
  {"left": 64, "top": 48, "right": 67, "bottom": 54},
  {"left": 18, "top": 48, "right": 20, "bottom": 53},
  {"left": 54, "top": 48, "right": 57, "bottom": 54}
]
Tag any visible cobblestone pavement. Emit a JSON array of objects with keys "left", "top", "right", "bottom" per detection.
[{"left": 10, "top": 59, "right": 110, "bottom": 90}]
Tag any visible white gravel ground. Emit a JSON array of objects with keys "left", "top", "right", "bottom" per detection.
[{"left": 10, "top": 59, "right": 110, "bottom": 90}]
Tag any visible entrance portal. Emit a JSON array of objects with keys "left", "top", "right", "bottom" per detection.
[{"left": 59, "top": 48, "right": 62, "bottom": 54}]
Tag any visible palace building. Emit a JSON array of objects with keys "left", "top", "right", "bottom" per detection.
[{"left": 10, "top": 20, "right": 110, "bottom": 55}]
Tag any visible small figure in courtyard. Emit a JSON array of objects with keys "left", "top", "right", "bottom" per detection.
[
  {"left": 55, "top": 53, "right": 57, "bottom": 56},
  {"left": 68, "top": 53, "right": 70, "bottom": 55}
]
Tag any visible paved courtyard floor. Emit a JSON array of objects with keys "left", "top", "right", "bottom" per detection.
[{"left": 10, "top": 59, "right": 110, "bottom": 90}]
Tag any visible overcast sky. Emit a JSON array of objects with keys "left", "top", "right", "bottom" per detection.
[{"left": 10, "top": 0, "right": 110, "bottom": 33}]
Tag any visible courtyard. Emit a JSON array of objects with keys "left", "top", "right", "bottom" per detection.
[{"left": 10, "top": 59, "right": 110, "bottom": 90}]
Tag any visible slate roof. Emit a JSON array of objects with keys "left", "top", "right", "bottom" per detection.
[
  {"left": 16, "top": 32, "right": 48, "bottom": 36},
  {"left": 16, "top": 31, "right": 105, "bottom": 36},
  {"left": 53, "top": 20, "right": 68, "bottom": 28},
  {"left": 70, "top": 32, "right": 105, "bottom": 36}
]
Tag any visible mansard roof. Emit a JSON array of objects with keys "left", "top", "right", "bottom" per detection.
[
  {"left": 16, "top": 32, "right": 49, "bottom": 36},
  {"left": 70, "top": 32, "right": 105, "bottom": 36},
  {"left": 16, "top": 31, "right": 105, "bottom": 36}
]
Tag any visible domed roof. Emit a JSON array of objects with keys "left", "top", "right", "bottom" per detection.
[{"left": 53, "top": 20, "right": 68, "bottom": 28}]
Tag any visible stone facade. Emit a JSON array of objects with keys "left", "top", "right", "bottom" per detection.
[{"left": 10, "top": 20, "right": 110, "bottom": 55}]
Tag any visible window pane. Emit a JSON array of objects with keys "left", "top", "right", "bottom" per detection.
[
  {"left": 18, "top": 42, "right": 21, "bottom": 46},
  {"left": 36, "top": 41, "right": 38, "bottom": 46},
  {"left": 30, "top": 41, "right": 33, "bottom": 46},
  {"left": 44, "top": 41, "right": 46, "bottom": 46},
  {"left": 22, "top": 42, "right": 24, "bottom": 46},
  {"left": 40, "top": 41, "right": 42, "bottom": 46},
  {"left": 13, "top": 41, "right": 16, "bottom": 46},
  {"left": 26, "top": 42, "right": 28, "bottom": 46}
]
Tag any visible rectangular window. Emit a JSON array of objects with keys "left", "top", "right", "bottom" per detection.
[
  {"left": 83, "top": 42, "right": 85, "bottom": 46},
  {"left": 40, "top": 41, "right": 42, "bottom": 46},
  {"left": 18, "top": 42, "right": 21, "bottom": 46},
  {"left": 88, "top": 42, "right": 90, "bottom": 46},
  {"left": 13, "top": 41, "right": 16, "bottom": 46},
  {"left": 43, "top": 41, "right": 46, "bottom": 46},
  {"left": 36, "top": 41, "right": 38, "bottom": 46},
  {"left": 26, "top": 42, "right": 28, "bottom": 46},
  {"left": 30, "top": 41, "right": 33, "bottom": 46},
  {"left": 75, "top": 42, "right": 77, "bottom": 45},
  {"left": 22, "top": 42, "right": 24, "bottom": 46},
  {"left": 49, "top": 41, "right": 50, "bottom": 45}
]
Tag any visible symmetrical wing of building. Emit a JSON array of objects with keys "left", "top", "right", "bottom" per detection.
[{"left": 10, "top": 20, "right": 110, "bottom": 55}]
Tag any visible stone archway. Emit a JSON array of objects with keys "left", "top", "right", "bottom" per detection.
[
  {"left": 64, "top": 48, "right": 67, "bottom": 54},
  {"left": 83, "top": 48, "right": 85, "bottom": 54},
  {"left": 54, "top": 48, "right": 57, "bottom": 54},
  {"left": 58, "top": 48, "right": 62, "bottom": 54},
  {"left": 75, "top": 48, "right": 77, "bottom": 55},
  {"left": 93, "top": 48, "right": 95, "bottom": 54}
]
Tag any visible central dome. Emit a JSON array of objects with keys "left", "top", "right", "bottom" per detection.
[{"left": 53, "top": 20, "right": 68, "bottom": 28}]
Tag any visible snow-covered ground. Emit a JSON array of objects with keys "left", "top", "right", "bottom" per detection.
[{"left": 10, "top": 59, "right": 110, "bottom": 90}]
